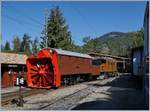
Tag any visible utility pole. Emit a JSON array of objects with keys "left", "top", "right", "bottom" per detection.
[{"left": 45, "top": 9, "right": 48, "bottom": 48}]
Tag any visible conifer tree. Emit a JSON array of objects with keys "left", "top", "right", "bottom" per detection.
[
  {"left": 40, "top": 6, "right": 72, "bottom": 50},
  {"left": 12, "top": 36, "right": 21, "bottom": 52},
  {"left": 1, "top": 44, "right": 4, "bottom": 52},
  {"left": 4, "top": 41, "right": 11, "bottom": 51},
  {"left": 20, "top": 33, "right": 31, "bottom": 55},
  {"left": 31, "top": 37, "right": 39, "bottom": 54}
]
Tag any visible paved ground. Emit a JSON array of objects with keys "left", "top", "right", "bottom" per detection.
[
  {"left": 72, "top": 74, "right": 148, "bottom": 110},
  {"left": 2, "top": 74, "right": 148, "bottom": 110}
]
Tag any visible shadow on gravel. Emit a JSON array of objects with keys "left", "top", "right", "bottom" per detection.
[
  {"left": 72, "top": 99, "right": 147, "bottom": 110},
  {"left": 72, "top": 74, "right": 148, "bottom": 110},
  {"left": 88, "top": 74, "right": 143, "bottom": 90}
]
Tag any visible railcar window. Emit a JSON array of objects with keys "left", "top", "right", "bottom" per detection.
[{"left": 92, "top": 59, "right": 106, "bottom": 65}]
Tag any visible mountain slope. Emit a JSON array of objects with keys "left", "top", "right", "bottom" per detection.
[{"left": 82, "top": 30, "right": 144, "bottom": 57}]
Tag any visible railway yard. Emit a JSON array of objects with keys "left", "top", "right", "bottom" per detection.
[
  {"left": 1, "top": 1, "right": 149, "bottom": 110},
  {"left": 1, "top": 74, "right": 148, "bottom": 110}
]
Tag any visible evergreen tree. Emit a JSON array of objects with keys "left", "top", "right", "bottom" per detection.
[
  {"left": 82, "top": 38, "right": 101, "bottom": 53},
  {"left": 31, "top": 37, "right": 39, "bottom": 54},
  {"left": 4, "top": 41, "right": 11, "bottom": 51},
  {"left": 81, "top": 28, "right": 144, "bottom": 57},
  {"left": 128, "top": 28, "right": 144, "bottom": 48},
  {"left": 20, "top": 33, "right": 31, "bottom": 55},
  {"left": 83, "top": 36, "right": 91, "bottom": 44},
  {"left": 40, "top": 30, "right": 46, "bottom": 49},
  {"left": 40, "top": 6, "right": 72, "bottom": 50},
  {"left": 12, "top": 36, "right": 21, "bottom": 52},
  {"left": 1, "top": 44, "right": 4, "bottom": 52},
  {"left": 63, "top": 39, "right": 82, "bottom": 52},
  {"left": 100, "top": 43, "right": 110, "bottom": 54}
]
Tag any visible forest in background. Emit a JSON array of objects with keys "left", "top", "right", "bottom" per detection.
[{"left": 1, "top": 6, "right": 144, "bottom": 57}]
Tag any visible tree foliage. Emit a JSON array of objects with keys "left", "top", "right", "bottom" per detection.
[
  {"left": 2, "top": 34, "right": 39, "bottom": 55},
  {"left": 4, "top": 41, "right": 11, "bottom": 51},
  {"left": 12, "top": 36, "right": 21, "bottom": 52},
  {"left": 40, "top": 30, "right": 46, "bottom": 49},
  {"left": 20, "top": 33, "right": 31, "bottom": 55},
  {"left": 82, "top": 37, "right": 102, "bottom": 53},
  {"left": 82, "top": 28, "right": 144, "bottom": 57},
  {"left": 82, "top": 36, "right": 91, "bottom": 44},
  {"left": 40, "top": 6, "right": 72, "bottom": 50},
  {"left": 1, "top": 44, "right": 4, "bottom": 51},
  {"left": 31, "top": 37, "right": 39, "bottom": 54}
]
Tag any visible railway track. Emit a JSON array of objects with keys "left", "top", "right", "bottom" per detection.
[
  {"left": 38, "top": 78, "right": 116, "bottom": 110},
  {"left": 1, "top": 88, "right": 48, "bottom": 106},
  {"left": 1, "top": 77, "right": 116, "bottom": 108},
  {"left": 38, "top": 87, "right": 89, "bottom": 110},
  {"left": 1, "top": 81, "right": 89, "bottom": 106}
]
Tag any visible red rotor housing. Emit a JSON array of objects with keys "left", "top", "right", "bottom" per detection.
[{"left": 26, "top": 48, "right": 61, "bottom": 89}]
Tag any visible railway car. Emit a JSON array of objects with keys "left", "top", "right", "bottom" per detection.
[
  {"left": 26, "top": 48, "right": 101, "bottom": 89},
  {"left": 89, "top": 54, "right": 118, "bottom": 77},
  {"left": 99, "top": 57, "right": 117, "bottom": 77}
]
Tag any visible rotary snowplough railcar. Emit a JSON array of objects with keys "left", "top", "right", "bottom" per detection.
[{"left": 26, "top": 48, "right": 101, "bottom": 89}]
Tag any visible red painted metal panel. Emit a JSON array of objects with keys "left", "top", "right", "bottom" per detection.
[
  {"left": 58, "top": 55, "right": 92, "bottom": 75},
  {"left": 26, "top": 49, "right": 61, "bottom": 89}
]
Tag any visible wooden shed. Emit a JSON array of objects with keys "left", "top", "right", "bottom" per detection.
[{"left": 0, "top": 52, "right": 27, "bottom": 88}]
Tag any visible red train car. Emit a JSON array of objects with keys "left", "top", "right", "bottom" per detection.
[{"left": 26, "top": 48, "right": 100, "bottom": 89}]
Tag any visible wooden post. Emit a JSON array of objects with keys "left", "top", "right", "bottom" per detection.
[{"left": 18, "top": 71, "right": 23, "bottom": 107}]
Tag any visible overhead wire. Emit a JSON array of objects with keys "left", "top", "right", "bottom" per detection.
[
  {"left": 3, "top": 14, "right": 40, "bottom": 34},
  {"left": 73, "top": 7, "right": 98, "bottom": 37},
  {"left": 9, "top": 6, "right": 44, "bottom": 26}
]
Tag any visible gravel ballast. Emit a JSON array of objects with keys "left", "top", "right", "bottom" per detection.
[
  {"left": 2, "top": 77, "right": 115, "bottom": 110},
  {"left": 2, "top": 75, "right": 146, "bottom": 110}
]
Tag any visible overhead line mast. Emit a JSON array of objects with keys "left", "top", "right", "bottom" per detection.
[{"left": 45, "top": 9, "right": 48, "bottom": 48}]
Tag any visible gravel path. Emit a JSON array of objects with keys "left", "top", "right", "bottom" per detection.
[
  {"left": 72, "top": 75, "right": 148, "bottom": 110},
  {"left": 2, "top": 77, "right": 115, "bottom": 110}
]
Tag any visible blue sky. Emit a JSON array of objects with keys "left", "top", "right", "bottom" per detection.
[{"left": 2, "top": 1, "right": 147, "bottom": 47}]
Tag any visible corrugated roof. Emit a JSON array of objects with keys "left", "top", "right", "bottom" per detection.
[
  {"left": 0, "top": 52, "right": 27, "bottom": 64},
  {"left": 51, "top": 48, "right": 92, "bottom": 59}
]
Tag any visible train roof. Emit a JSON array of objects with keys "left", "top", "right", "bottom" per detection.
[
  {"left": 44, "top": 48, "right": 93, "bottom": 59},
  {"left": 94, "top": 56, "right": 116, "bottom": 60},
  {"left": 89, "top": 53, "right": 130, "bottom": 60},
  {"left": 54, "top": 49, "right": 93, "bottom": 59}
]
